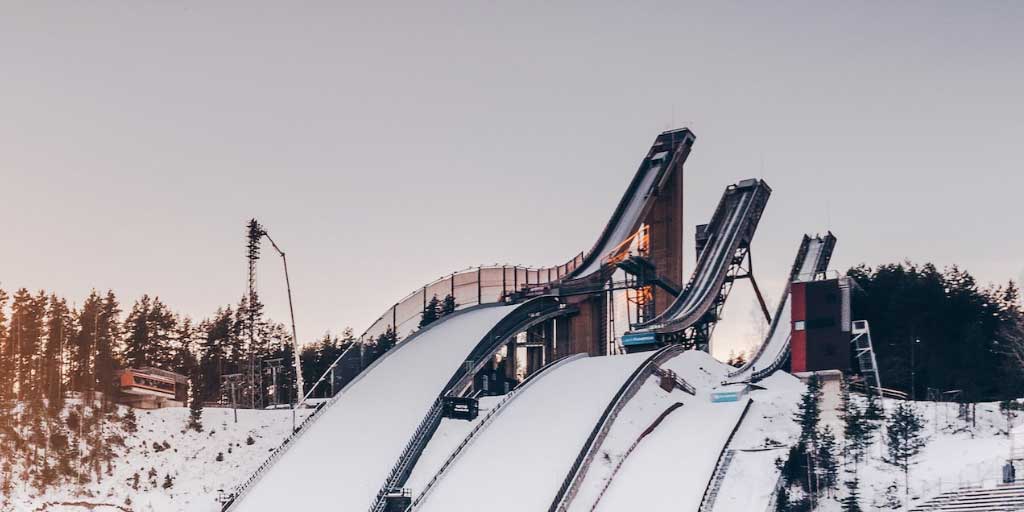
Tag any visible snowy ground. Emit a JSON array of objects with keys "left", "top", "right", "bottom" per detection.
[
  {"left": 823, "top": 399, "right": 1020, "bottom": 511},
  {"left": 714, "top": 386, "right": 1021, "bottom": 511},
  {"left": 237, "top": 305, "right": 515, "bottom": 512},
  {"left": 416, "top": 352, "right": 650, "bottom": 512},
  {"left": 2, "top": 405, "right": 309, "bottom": 512},
  {"left": 589, "top": 351, "right": 801, "bottom": 511},
  {"left": 713, "top": 371, "right": 806, "bottom": 512},
  {"left": 404, "top": 395, "right": 500, "bottom": 493}
]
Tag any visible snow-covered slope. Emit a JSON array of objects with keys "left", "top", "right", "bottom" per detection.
[
  {"left": 2, "top": 405, "right": 309, "bottom": 512},
  {"left": 237, "top": 305, "right": 515, "bottom": 512},
  {"left": 415, "top": 352, "right": 650, "bottom": 512},
  {"left": 591, "top": 352, "right": 751, "bottom": 511},
  {"left": 711, "top": 371, "right": 806, "bottom": 512},
  {"left": 568, "top": 350, "right": 732, "bottom": 511}
]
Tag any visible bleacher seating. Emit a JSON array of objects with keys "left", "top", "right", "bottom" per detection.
[{"left": 911, "top": 482, "right": 1024, "bottom": 511}]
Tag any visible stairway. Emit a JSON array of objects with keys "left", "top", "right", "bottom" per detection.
[{"left": 911, "top": 483, "right": 1024, "bottom": 511}]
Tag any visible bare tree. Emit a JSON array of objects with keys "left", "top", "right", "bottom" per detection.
[{"left": 998, "top": 310, "right": 1024, "bottom": 369}]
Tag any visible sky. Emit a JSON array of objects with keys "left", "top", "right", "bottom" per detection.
[{"left": 1, "top": 2, "right": 1021, "bottom": 359}]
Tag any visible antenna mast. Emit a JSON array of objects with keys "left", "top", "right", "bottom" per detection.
[{"left": 247, "top": 219, "right": 264, "bottom": 409}]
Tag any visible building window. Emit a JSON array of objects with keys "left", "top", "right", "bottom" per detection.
[{"left": 794, "top": 321, "right": 806, "bottom": 331}]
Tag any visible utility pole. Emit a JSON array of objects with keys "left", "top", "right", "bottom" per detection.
[
  {"left": 911, "top": 337, "right": 920, "bottom": 401},
  {"left": 263, "top": 358, "right": 283, "bottom": 407},
  {"left": 260, "top": 230, "right": 305, "bottom": 431},
  {"left": 222, "top": 373, "right": 243, "bottom": 424}
]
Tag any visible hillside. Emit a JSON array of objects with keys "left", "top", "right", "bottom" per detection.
[{"left": 1, "top": 403, "right": 309, "bottom": 512}]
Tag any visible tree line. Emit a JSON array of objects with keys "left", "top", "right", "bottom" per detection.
[
  {"left": 847, "top": 262, "right": 1023, "bottom": 401},
  {"left": 0, "top": 287, "right": 402, "bottom": 411}
]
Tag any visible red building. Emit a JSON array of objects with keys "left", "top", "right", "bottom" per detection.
[{"left": 790, "top": 276, "right": 855, "bottom": 373}]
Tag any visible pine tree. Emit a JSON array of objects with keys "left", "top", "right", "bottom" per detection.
[
  {"left": 187, "top": 362, "right": 204, "bottom": 432},
  {"left": 843, "top": 401, "right": 871, "bottom": 469},
  {"left": 376, "top": 326, "right": 397, "bottom": 354},
  {"left": 817, "top": 426, "right": 839, "bottom": 495},
  {"left": 70, "top": 291, "right": 102, "bottom": 394},
  {"left": 419, "top": 295, "right": 441, "bottom": 328},
  {"left": 864, "top": 391, "right": 884, "bottom": 422},
  {"left": 441, "top": 294, "right": 457, "bottom": 316},
  {"left": 93, "top": 291, "right": 121, "bottom": 399},
  {"left": 43, "top": 295, "right": 71, "bottom": 408},
  {"left": 123, "top": 407, "right": 138, "bottom": 434},
  {"left": 884, "top": 402, "right": 926, "bottom": 504},
  {"left": 0, "top": 288, "right": 12, "bottom": 400},
  {"left": 9, "top": 289, "right": 47, "bottom": 401},
  {"left": 123, "top": 295, "right": 153, "bottom": 368},
  {"left": 199, "top": 308, "right": 233, "bottom": 401},
  {"left": 795, "top": 375, "right": 822, "bottom": 445},
  {"left": 842, "top": 475, "right": 864, "bottom": 512}
]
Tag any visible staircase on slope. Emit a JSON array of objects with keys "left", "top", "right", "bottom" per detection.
[{"left": 911, "top": 483, "right": 1024, "bottom": 511}]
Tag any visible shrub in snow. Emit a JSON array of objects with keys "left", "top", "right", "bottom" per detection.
[
  {"left": 216, "top": 452, "right": 224, "bottom": 462},
  {"left": 246, "top": 435, "right": 255, "bottom": 445},
  {"left": 162, "top": 474, "right": 174, "bottom": 489}
]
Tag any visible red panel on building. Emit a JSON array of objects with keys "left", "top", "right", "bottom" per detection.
[{"left": 791, "top": 282, "right": 808, "bottom": 373}]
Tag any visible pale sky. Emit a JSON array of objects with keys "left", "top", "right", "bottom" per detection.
[{"left": 2, "top": 2, "right": 1021, "bottom": 359}]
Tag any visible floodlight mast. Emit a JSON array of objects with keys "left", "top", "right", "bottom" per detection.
[{"left": 261, "top": 231, "right": 305, "bottom": 411}]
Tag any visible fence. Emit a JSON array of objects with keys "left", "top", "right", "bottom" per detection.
[{"left": 361, "top": 257, "right": 584, "bottom": 343}]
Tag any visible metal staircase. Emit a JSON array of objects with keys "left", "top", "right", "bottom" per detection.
[{"left": 851, "top": 320, "right": 882, "bottom": 395}]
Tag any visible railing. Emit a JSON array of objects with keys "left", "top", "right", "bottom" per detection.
[
  {"left": 587, "top": 402, "right": 685, "bottom": 512},
  {"left": 222, "top": 304, "right": 497, "bottom": 512},
  {"left": 219, "top": 401, "right": 324, "bottom": 511},
  {"left": 697, "top": 398, "right": 754, "bottom": 512},
  {"left": 548, "top": 344, "right": 686, "bottom": 512},
  {"left": 368, "top": 298, "right": 571, "bottom": 512},
  {"left": 409, "top": 354, "right": 587, "bottom": 511},
  {"left": 698, "top": 450, "right": 736, "bottom": 512},
  {"left": 653, "top": 367, "right": 696, "bottom": 395},
  {"left": 763, "top": 473, "right": 785, "bottom": 512},
  {"left": 750, "top": 338, "right": 792, "bottom": 383},
  {"left": 369, "top": 397, "right": 446, "bottom": 512}
]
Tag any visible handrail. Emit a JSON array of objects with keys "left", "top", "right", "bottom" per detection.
[
  {"left": 763, "top": 473, "right": 785, "bottom": 512},
  {"left": 637, "top": 180, "right": 771, "bottom": 336},
  {"left": 548, "top": 344, "right": 686, "bottom": 512},
  {"left": 409, "top": 354, "right": 588, "bottom": 511},
  {"left": 587, "top": 402, "right": 685, "bottom": 512},
  {"left": 697, "top": 398, "right": 754, "bottom": 512},
  {"left": 368, "top": 298, "right": 573, "bottom": 512},
  {"left": 222, "top": 304, "right": 499, "bottom": 512},
  {"left": 728, "top": 235, "right": 811, "bottom": 379},
  {"left": 729, "top": 232, "right": 838, "bottom": 381}
]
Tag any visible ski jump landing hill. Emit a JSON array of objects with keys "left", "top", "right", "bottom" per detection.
[{"left": 223, "top": 128, "right": 837, "bottom": 512}]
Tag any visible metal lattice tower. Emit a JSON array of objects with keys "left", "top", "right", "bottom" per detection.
[{"left": 247, "top": 219, "right": 265, "bottom": 408}]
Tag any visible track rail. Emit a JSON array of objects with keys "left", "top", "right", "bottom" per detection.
[
  {"left": 368, "top": 297, "right": 574, "bottom": 512},
  {"left": 409, "top": 353, "right": 588, "bottom": 511},
  {"left": 548, "top": 344, "right": 686, "bottom": 512},
  {"left": 697, "top": 399, "right": 754, "bottom": 512},
  {"left": 221, "top": 303, "right": 499, "bottom": 512},
  {"left": 728, "top": 232, "right": 837, "bottom": 382}
]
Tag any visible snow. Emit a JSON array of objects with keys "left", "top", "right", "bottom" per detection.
[
  {"left": 416, "top": 352, "right": 651, "bottom": 512},
  {"left": 403, "top": 395, "right": 501, "bottom": 493},
  {"left": 237, "top": 305, "right": 516, "bottom": 512},
  {"left": 713, "top": 371, "right": 806, "bottom": 512},
  {"left": 729, "top": 236, "right": 825, "bottom": 381},
  {"left": 2, "top": 405, "right": 310, "bottom": 512},
  {"left": 644, "top": 188, "right": 753, "bottom": 329},
  {"left": 567, "top": 350, "right": 728, "bottom": 510},
  {"left": 712, "top": 382, "right": 1023, "bottom": 511},
  {"left": 594, "top": 398, "right": 748, "bottom": 510},
  {"left": 584, "top": 351, "right": 757, "bottom": 510}
]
